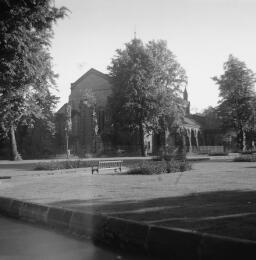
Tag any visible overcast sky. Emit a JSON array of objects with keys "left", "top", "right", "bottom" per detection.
[{"left": 51, "top": 0, "right": 256, "bottom": 113}]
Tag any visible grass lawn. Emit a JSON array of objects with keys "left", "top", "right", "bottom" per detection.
[{"left": 0, "top": 160, "right": 256, "bottom": 241}]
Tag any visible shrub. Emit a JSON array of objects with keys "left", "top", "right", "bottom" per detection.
[
  {"left": 127, "top": 160, "right": 191, "bottom": 175},
  {"left": 166, "top": 160, "right": 192, "bottom": 173},
  {"left": 241, "top": 150, "right": 256, "bottom": 155},
  {"left": 34, "top": 160, "right": 97, "bottom": 171},
  {"left": 34, "top": 158, "right": 192, "bottom": 174},
  {"left": 208, "top": 152, "right": 229, "bottom": 156},
  {"left": 233, "top": 155, "right": 256, "bottom": 162}
]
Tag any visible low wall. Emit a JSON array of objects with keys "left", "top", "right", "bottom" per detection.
[{"left": 0, "top": 196, "right": 255, "bottom": 259}]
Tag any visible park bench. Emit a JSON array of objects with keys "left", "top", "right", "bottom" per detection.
[{"left": 91, "top": 160, "right": 123, "bottom": 174}]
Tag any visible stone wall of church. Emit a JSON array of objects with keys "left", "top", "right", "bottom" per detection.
[
  {"left": 69, "top": 72, "right": 112, "bottom": 111},
  {"left": 56, "top": 68, "right": 156, "bottom": 156},
  {"left": 68, "top": 69, "right": 112, "bottom": 155}
]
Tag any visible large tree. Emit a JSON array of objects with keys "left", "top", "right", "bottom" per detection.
[
  {"left": 108, "top": 39, "right": 187, "bottom": 155},
  {"left": 146, "top": 40, "right": 187, "bottom": 131},
  {"left": 0, "top": 0, "right": 67, "bottom": 160},
  {"left": 213, "top": 55, "right": 256, "bottom": 151},
  {"left": 16, "top": 92, "right": 59, "bottom": 159}
]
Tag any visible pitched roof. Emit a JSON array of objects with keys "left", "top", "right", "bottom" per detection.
[
  {"left": 56, "top": 103, "right": 67, "bottom": 115},
  {"left": 71, "top": 68, "right": 110, "bottom": 89},
  {"left": 182, "top": 116, "right": 200, "bottom": 129}
]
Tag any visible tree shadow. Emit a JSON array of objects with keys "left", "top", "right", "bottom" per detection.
[
  {"left": 48, "top": 190, "right": 256, "bottom": 241},
  {"left": 48, "top": 189, "right": 256, "bottom": 218}
]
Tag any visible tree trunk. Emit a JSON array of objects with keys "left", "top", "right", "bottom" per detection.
[
  {"left": 10, "top": 124, "right": 21, "bottom": 161},
  {"left": 139, "top": 123, "right": 146, "bottom": 156},
  {"left": 242, "top": 130, "right": 246, "bottom": 152},
  {"left": 65, "top": 131, "right": 70, "bottom": 159},
  {"left": 181, "top": 130, "right": 187, "bottom": 158}
]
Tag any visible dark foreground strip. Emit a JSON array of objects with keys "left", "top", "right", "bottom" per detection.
[{"left": 0, "top": 196, "right": 255, "bottom": 260}]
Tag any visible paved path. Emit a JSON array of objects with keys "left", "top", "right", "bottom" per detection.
[{"left": 0, "top": 215, "right": 151, "bottom": 260}]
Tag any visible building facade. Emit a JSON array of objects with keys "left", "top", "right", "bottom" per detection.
[{"left": 56, "top": 68, "right": 202, "bottom": 156}]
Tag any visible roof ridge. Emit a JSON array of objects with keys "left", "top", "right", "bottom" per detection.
[{"left": 71, "top": 68, "right": 110, "bottom": 89}]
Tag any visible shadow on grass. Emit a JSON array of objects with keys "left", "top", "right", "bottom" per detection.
[{"left": 48, "top": 190, "right": 256, "bottom": 241}]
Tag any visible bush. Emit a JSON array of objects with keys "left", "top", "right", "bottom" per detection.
[
  {"left": 127, "top": 161, "right": 167, "bottom": 175},
  {"left": 34, "top": 158, "right": 192, "bottom": 174},
  {"left": 34, "top": 160, "right": 97, "bottom": 171},
  {"left": 241, "top": 150, "right": 256, "bottom": 155},
  {"left": 208, "top": 152, "right": 229, "bottom": 156},
  {"left": 166, "top": 160, "right": 192, "bottom": 173},
  {"left": 127, "top": 160, "right": 191, "bottom": 175},
  {"left": 233, "top": 155, "right": 256, "bottom": 162}
]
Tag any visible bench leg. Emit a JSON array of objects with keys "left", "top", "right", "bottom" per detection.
[{"left": 92, "top": 168, "right": 99, "bottom": 174}]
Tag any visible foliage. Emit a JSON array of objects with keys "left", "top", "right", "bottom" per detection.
[
  {"left": 241, "top": 150, "right": 255, "bottom": 154},
  {"left": 127, "top": 160, "right": 167, "bottom": 175},
  {"left": 208, "top": 152, "right": 229, "bottom": 156},
  {"left": 34, "top": 159, "right": 97, "bottom": 171},
  {"left": 127, "top": 160, "right": 191, "bottom": 175},
  {"left": 233, "top": 154, "right": 256, "bottom": 162},
  {"left": 108, "top": 39, "right": 187, "bottom": 155},
  {"left": 146, "top": 40, "right": 187, "bottom": 130},
  {"left": 34, "top": 158, "right": 192, "bottom": 173},
  {"left": 166, "top": 159, "right": 191, "bottom": 173},
  {"left": 17, "top": 99, "right": 58, "bottom": 159},
  {"left": 213, "top": 55, "right": 256, "bottom": 149},
  {"left": 201, "top": 106, "right": 222, "bottom": 130},
  {"left": 0, "top": 0, "right": 67, "bottom": 160}
]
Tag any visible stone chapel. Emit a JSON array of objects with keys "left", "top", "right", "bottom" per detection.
[{"left": 55, "top": 68, "right": 202, "bottom": 156}]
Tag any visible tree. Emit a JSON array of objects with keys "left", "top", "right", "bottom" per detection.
[
  {"left": 81, "top": 89, "right": 103, "bottom": 154},
  {"left": 17, "top": 93, "right": 59, "bottom": 158},
  {"left": 201, "top": 106, "right": 222, "bottom": 130},
  {"left": 146, "top": 40, "right": 187, "bottom": 131},
  {"left": 0, "top": 0, "right": 67, "bottom": 160},
  {"left": 108, "top": 39, "right": 187, "bottom": 155},
  {"left": 213, "top": 55, "right": 256, "bottom": 151},
  {"left": 64, "top": 103, "right": 72, "bottom": 159}
]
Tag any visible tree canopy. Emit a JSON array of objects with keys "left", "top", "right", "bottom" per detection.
[
  {"left": 0, "top": 0, "right": 67, "bottom": 160},
  {"left": 108, "top": 39, "right": 187, "bottom": 155},
  {"left": 213, "top": 55, "right": 256, "bottom": 150}
]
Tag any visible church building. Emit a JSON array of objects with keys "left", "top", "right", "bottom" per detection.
[{"left": 55, "top": 68, "right": 202, "bottom": 156}]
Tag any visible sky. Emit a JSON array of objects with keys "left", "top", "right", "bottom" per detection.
[{"left": 51, "top": 0, "right": 256, "bottom": 113}]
